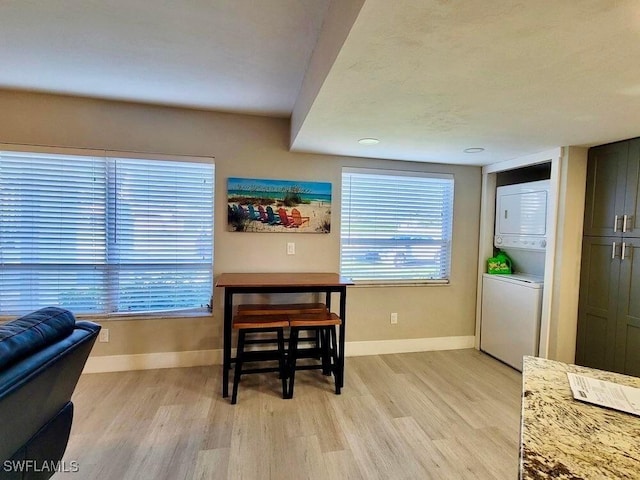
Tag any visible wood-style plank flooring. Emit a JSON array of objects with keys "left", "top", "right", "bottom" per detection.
[{"left": 58, "top": 349, "right": 522, "bottom": 480}]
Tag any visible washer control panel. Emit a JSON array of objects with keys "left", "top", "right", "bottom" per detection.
[{"left": 494, "top": 235, "right": 546, "bottom": 251}]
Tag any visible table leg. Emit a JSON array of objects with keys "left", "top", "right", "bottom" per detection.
[
  {"left": 338, "top": 287, "right": 346, "bottom": 390},
  {"left": 321, "top": 291, "right": 332, "bottom": 365},
  {"left": 222, "top": 288, "right": 233, "bottom": 397}
]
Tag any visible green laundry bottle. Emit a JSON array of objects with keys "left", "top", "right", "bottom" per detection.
[{"left": 487, "top": 250, "right": 512, "bottom": 274}]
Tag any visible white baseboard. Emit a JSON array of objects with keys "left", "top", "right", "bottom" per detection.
[
  {"left": 84, "top": 349, "right": 221, "bottom": 373},
  {"left": 83, "top": 335, "right": 476, "bottom": 373},
  {"left": 344, "top": 335, "right": 475, "bottom": 357}
]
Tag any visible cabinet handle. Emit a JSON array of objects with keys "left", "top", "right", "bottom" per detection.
[
  {"left": 622, "top": 242, "right": 627, "bottom": 260},
  {"left": 614, "top": 215, "right": 619, "bottom": 232},
  {"left": 612, "top": 242, "right": 618, "bottom": 259},
  {"left": 623, "top": 215, "right": 628, "bottom": 233}
]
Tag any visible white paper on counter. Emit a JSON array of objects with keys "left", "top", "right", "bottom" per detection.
[{"left": 567, "top": 372, "right": 640, "bottom": 417}]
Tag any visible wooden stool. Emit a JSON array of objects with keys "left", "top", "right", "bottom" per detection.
[
  {"left": 231, "top": 314, "right": 289, "bottom": 405},
  {"left": 236, "top": 303, "right": 327, "bottom": 316},
  {"left": 237, "top": 303, "right": 328, "bottom": 355},
  {"left": 287, "top": 312, "right": 342, "bottom": 399}
]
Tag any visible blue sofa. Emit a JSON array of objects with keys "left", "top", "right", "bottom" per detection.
[{"left": 0, "top": 307, "right": 100, "bottom": 480}]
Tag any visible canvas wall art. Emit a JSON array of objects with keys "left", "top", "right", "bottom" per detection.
[{"left": 227, "top": 177, "right": 331, "bottom": 233}]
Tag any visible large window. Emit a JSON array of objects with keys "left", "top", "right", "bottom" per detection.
[
  {"left": 340, "top": 168, "right": 454, "bottom": 283},
  {"left": 0, "top": 149, "right": 214, "bottom": 315}
]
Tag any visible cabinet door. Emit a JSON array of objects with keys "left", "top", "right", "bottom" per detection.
[
  {"left": 576, "top": 236, "right": 621, "bottom": 371},
  {"left": 623, "top": 139, "right": 640, "bottom": 238},
  {"left": 615, "top": 238, "right": 640, "bottom": 376},
  {"left": 583, "top": 142, "right": 628, "bottom": 237}
]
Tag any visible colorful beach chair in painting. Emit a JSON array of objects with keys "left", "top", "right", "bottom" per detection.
[
  {"left": 257, "top": 205, "right": 269, "bottom": 222},
  {"left": 278, "top": 208, "right": 297, "bottom": 228},
  {"left": 266, "top": 206, "right": 281, "bottom": 225},
  {"left": 291, "top": 208, "right": 309, "bottom": 227},
  {"left": 247, "top": 204, "right": 261, "bottom": 221},
  {"left": 237, "top": 204, "right": 249, "bottom": 218}
]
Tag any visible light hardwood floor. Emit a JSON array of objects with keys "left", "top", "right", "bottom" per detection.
[{"left": 58, "top": 349, "right": 522, "bottom": 480}]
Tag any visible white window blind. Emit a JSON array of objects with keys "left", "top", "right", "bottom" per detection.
[
  {"left": 340, "top": 168, "right": 454, "bottom": 283},
  {"left": 0, "top": 150, "right": 214, "bottom": 315},
  {"left": 107, "top": 157, "right": 213, "bottom": 313}
]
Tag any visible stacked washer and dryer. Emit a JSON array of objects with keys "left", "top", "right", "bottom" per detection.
[{"left": 480, "top": 180, "right": 549, "bottom": 372}]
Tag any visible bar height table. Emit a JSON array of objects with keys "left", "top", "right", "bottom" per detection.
[{"left": 215, "top": 272, "right": 353, "bottom": 398}]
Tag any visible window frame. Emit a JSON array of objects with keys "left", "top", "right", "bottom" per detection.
[
  {"left": 0, "top": 145, "right": 215, "bottom": 318},
  {"left": 340, "top": 167, "right": 454, "bottom": 286}
]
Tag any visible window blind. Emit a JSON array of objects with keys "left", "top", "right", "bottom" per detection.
[
  {"left": 0, "top": 150, "right": 214, "bottom": 315},
  {"left": 0, "top": 151, "right": 107, "bottom": 313},
  {"left": 340, "top": 169, "right": 454, "bottom": 283},
  {"left": 107, "top": 157, "right": 213, "bottom": 313}
]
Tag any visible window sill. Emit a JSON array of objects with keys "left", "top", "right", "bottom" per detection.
[
  {"left": 350, "top": 280, "right": 450, "bottom": 287},
  {"left": 0, "top": 308, "right": 213, "bottom": 324},
  {"left": 76, "top": 308, "right": 213, "bottom": 322}
]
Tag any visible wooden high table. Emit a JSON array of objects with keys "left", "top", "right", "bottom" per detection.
[{"left": 215, "top": 272, "right": 354, "bottom": 398}]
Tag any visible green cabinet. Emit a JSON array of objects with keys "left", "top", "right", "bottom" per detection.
[
  {"left": 577, "top": 139, "right": 640, "bottom": 376},
  {"left": 624, "top": 140, "right": 640, "bottom": 237},
  {"left": 576, "top": 236, "right": 620, "bottom": 371},
  {"left": 583, "top": 139, "right": 640, "bottom": 237},
  {"left": 615, "top": 236, "right": 640, "bottom": 376}
]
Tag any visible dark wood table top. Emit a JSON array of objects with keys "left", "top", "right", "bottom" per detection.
[{"left": 215, "top": 272, "right": 354, "bottom": 288}]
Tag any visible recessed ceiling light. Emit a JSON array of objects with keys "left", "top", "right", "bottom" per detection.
[
  {"left": 358, "top": 138, "right": 380, "bottom": 145},
  {"left": 464, "top": 147, "right": 485, "bottom": 153}
]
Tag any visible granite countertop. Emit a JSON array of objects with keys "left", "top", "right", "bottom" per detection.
[{"left": 520, "top": 356, "right": 640, "bottom": 479}]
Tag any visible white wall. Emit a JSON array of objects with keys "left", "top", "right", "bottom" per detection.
[
  {"left": 0, "top": 90, "right": 482, "bottom": 368},
  {"left": 548, "top": 147, "right": 587, "bottom": 363}
]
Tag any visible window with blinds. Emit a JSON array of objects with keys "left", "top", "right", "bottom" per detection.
[
  {"left": 0, "top": 150, "right": 214, "bottom": 315},
  {"left": 340, "top": 168, "right": 454, "bottom": 283}
]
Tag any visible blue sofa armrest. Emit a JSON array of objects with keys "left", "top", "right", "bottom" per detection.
[{"left": 0, "top": 309, "right": 100, "bottom": 469}]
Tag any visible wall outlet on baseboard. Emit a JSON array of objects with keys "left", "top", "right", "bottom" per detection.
[
  {"left": 287, "top": 242, "right": 295, "bottom": 255},
  {"left": 390, "top": 313, "right": 398, "bottom": 325},
  {"left": 99, "top": 328, "right": 110, "bottom": 343}
]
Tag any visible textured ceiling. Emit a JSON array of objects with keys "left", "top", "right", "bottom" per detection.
[
  {"left": 1, "top": 0, "right": 640, "bottom": 165},
  {"left": 0, "top": 0, "right": 329, "bottom": 116},
  {"left": 291, "top": 0, "right": 640, "bottom": 164}
]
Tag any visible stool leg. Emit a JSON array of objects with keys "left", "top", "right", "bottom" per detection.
[
  {"left": 277, "top": 328, "right": 287, "bottom": 399},
  {"left": 329, "top": 326, "right": 341, "bottom": 394},
  {"left": 321, "top": 328, "right": 331, "bottom": 376},
  {"left": 231, "top": 330, "right": 246, "bottom": 404},
  {"left": 287, "top": 328, "right": 299, "bottom": 399},
  {"left": 315, "top": 328, "right": 321, "bottom": 359}
]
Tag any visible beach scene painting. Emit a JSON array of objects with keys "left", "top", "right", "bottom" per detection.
[{"left": 227, "top": 177, "right": 331, "bottom": 233}]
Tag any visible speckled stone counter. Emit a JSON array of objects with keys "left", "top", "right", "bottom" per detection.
[{"left": 520, "top": 356, "right": 640, "bottom": 479}]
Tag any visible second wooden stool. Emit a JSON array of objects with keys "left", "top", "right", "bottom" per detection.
[
  {"left": 287, "top": 312, "right": 342, "bottom": 399},
  {"left": 231, "top": 314, "right": 289, "bottom": 405}
]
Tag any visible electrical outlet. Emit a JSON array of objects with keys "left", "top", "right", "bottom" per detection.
[
  {"left": 390, "top": 313, "right": 398, "bottom": 324},
  {"left": 99, "top": 328, "right": 110, "bottom": 343},
  {"left": 287, "top": 242, "right": 295, "bottom": 255}
]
